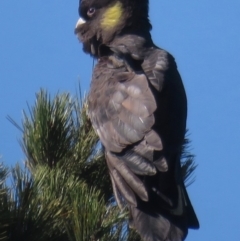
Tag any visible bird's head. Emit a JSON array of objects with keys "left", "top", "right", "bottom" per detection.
[{"left": 74, "top": 0, "right": 152, "bottom": 57}]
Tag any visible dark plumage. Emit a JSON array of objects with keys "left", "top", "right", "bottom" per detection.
[{"left": 75, "top": 1, "right": 199, "bottom": 240}]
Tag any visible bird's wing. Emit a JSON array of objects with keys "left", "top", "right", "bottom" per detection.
[
  {"left": 88, "top": 57, "right": 168, "bottom": 205},
  {"left": 88, "top": 58, "right": 162, "bottom": 154}
]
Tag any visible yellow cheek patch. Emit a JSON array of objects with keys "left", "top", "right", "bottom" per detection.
[{"left": 101, "top": 1, "right": 123, "bottom": 30}]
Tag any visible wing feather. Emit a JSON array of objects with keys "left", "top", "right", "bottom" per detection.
[
  {"left": 88, "top": 58, "right": 160, "bottom": 153},
  {"left": 111, "top": 169, "right": 137, "bottom": 207},
  {"left": 107, "top": 152, "right": 149, "bottom": 202}
]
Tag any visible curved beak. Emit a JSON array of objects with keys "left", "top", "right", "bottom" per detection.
[{"left": 75, "top": 18, "right": 86, "bottom": 33}]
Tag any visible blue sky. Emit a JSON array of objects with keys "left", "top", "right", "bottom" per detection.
[{"left": 0, "top": 1, "right": 240, "bottom": 240}]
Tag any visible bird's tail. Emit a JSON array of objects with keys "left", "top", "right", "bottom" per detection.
[
  {"left": 129, "top": 180, "right": 199, "bottom": 241},
  {"left": 106, "top": 152, "right": 199, "bottom": 241},
  {"left": 129, "top": 206, "right": 185, "bottom": 241}
]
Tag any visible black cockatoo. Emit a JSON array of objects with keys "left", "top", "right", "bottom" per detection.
[{"left": 75, "top": 0, "right": 199, "bottom": 240}]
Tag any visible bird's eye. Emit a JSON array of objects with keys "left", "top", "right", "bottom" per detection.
[{"left": 87, "top": 7, "right": 96, "bottom": 17}]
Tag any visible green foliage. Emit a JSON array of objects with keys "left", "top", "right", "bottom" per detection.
[
  {"left": 22, "top": 91, "right": 75, "bottom": 168},
  {"left": 0, "top": 162, "right": 9, "bottom": 240},
  {"left": 0, "top": 163, "right": 123, "bottom": 241}
]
